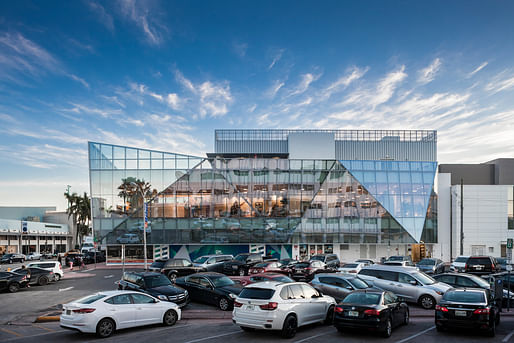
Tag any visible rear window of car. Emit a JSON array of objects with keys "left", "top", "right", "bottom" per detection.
[
  {"left": 239, "top": 288, "right": 275, "bottom": 300},
  {"left": 76, "top": 294, "right": 106, "bottom": 304},
  {"left": 343, "top": 292, "right": 381, "bottom": 305},
  {"left": 342, "top": 263, "right": 358, "bottom": 268},
  {"left": 454, "top": 257, "right": 469, "bottom": 263},
  {"left": 150, "top": 261, "right": 166, "bottom": 268},
  {"left": 468, "top": 258, "right": 491, "bottom": 265},
  {"left": 443, "top": 291, "right": 486, "bottom": 303}
]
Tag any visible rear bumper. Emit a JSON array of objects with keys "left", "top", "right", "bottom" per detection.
[
  {"left": 232, "top": 310, "right": 282, "bottom": 330},
  {"left": 435, "top": 318, "right": 492, "bottom": 330},
  {"left": 59, "top": 318, "right": 96, "bottom": 333},
  {"left": 334, "top": 316, "right": 384, "bottom": 330}
]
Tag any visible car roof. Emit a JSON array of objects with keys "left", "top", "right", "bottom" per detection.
[
  {"left": 315, "top": 273, "right": 359, "bottom": 279},
  {"left": 244, "top": 281, "right": 304, "bottom": 289},
  {"left": 362, "top": 265, "right": 419, "bottom": 272},
  {"left": 190, "top": 272, "right": 226, "bottom": 277}
]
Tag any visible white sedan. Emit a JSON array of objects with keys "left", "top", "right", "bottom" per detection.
[
  {"left": 60, "top": 290, "right": 181, "bottom": 338},
  {"left": 337, "top": 262, "right": 367, "bottom": 274}
]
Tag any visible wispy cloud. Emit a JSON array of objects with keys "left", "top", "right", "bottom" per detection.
[
  {"left": 418, "top": 58, "right": 441, "bottom": 84},
  {"left": 289, "top": 73, "right": 321, "bottom": 96},
  {"left": 85, "top": 1, "right": 115, "bottom": 32},
  {"left": 116, "top": 0, "right": 167, "bottom": 45},
  {"left": 268, "top": 49, "right": 284, "bottom": 70},
  {"left": 267, "top": 80, "right": 285, "bottom": 98},
  {"left": 68, "top": 103, "right": 123, "bottom": 117},
  {"left": 467, "top": 61, "right": 488, "bottom": 78},
  {"left": 68, "top": 74, "right": 90, "bottom": 89},
  {"left": 321, "top": 66, "right": 369, "bottom": 99},
  {"left": 232, "top": 42, "right": 248, "bottom": 58},
  {"left": 166, "top": 93, "right": 180, "bottom": 110},
  {"left": 485, "top": 71, "right": 514, "bottom": 93}
]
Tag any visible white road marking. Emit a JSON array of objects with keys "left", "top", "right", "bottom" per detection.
[
  {"left": 503, "top": 329, "right": 514, "bottom": 343},
  {"left": 4, "top": 329, "right": 68, "bottom": 342},
  {"left": 293, "top": 331, "right": 332, "bottom": 343},
  {"left": 394, "top": 325, "right": 435, "bottom": 343},
  {"left": 104, "top": 274, "right": 114, "bottom": 278},
  {"left": 183, "top": 331, "right": 240, "bottom": 343},
  {"left": 58, "top": 287, "right": 74, "bottom": 292}
]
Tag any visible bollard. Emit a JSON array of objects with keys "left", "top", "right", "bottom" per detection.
[{"left": 7, "top": 267, "right": 11, "bottom": 272}]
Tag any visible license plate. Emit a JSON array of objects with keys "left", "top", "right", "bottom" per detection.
[
  {"left": 246, "top": 305, "right": 254, "bottom": 310},
  {"left": 348, "top": 311, "right": 359, "bottom": 317},
  {"left": 455, "top": 310, "right": 467, "bottom": 317},
  {"left": 66, "top": 310, "right": 71, "bottom": 315},
  {"left": 475, "top": 265, "right": 484, "bottom": 270},
  {"left": 232, "top": 265, "right": 238, "bottom": 269}
]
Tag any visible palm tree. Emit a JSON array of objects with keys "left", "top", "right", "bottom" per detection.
[
  {"left": 117, "top": 177, "right": 137, "bottom": 213},
  {"left": 64, "top": 192, "right": 92, "bottom": 247}
]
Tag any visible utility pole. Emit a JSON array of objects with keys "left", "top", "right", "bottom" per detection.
[{"left": 460, "top": 178, "right": 464, "bottom": 256}]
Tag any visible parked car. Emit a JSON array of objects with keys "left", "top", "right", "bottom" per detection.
[
  {"left": 27, "top": 252, "right": 42, "bottom": 261},
  {"left": 60, "top": 291, "right": 181, "bottom": 338},
  {"left": 160, "top": 258, "right": 206, "bottom": 283},
  {"left": 0, "top": 271, "right": 29, "bottom": 292},
  {"left": 310, "top": 254, "right": 340, "bottom": 269},
  {"left": 223, "top": 253, "right": 264, "bottom": 276},
  {"left": 450, "top": 256, "right": 469, "bottom": 272},
  {"left": 231, "top": 272, "right": 294, "bottom": 286},
  {"left": 27, "top": 261, "right": 63, "bottom": 281},
  {"left": 249, "top": 261, "right": 286, "bottom": 275},
  {"left": 464, "top": 256, "right": 501, "bottom": 275},
  {"left": 83, "top": 251, "right": 106, "bottom": 264},
  {"left": 334, "top": 290, "right": 409, "bottom": 337},
  {"left": 358, "top": 265, "right": 451, "bottom": 309},
  {"left": 338, "top": 262, "right": 367, "bottom": 274},
  {"left": 148, "top": 258, "right": 168, "bottom": 273},
  {"left": 290, "top": 260, "right": 333, "bottom": 281},
  {"left": 116, "top": 233, "right": 140, "bottom": 244},
  {"left": 434, "top": 273, "right": 514, "bottom": 307},
  {"left": 386, "top": 255, "right": 413, "bottom": 263},
  {"left": 355, "top": 259, "right": 375, "bottom": 265},
  {"left": 495, "top": 258, "right": 512, "bottom": 272},
  {"left": 435, "top": 288, "right": 500, "bottom": 336},
  {"left": 310, "top": 273, "right": 374, "bottom": 302},
  {"left": 117, "top": 272, "right": 189, "bottom": 308},
  {"left": 12, "top": 267, "right": 55, "bottom": 286},
  {"left": 416, "top": 258, "right": 445, "bottom": 274},
  {"left": 383, "top": 260, "right": 416, "bottom": 267},
  {"left": 0, "top": 253, "right": 26, "bottom": 264},
  {"left": 175, "top": 272, "right": 243, "bottom": 310},
  {"left": 192, "top": 254, "right": 233, "bottom": 273},
  {"left": 233, "top": 281, "right": 336, "bottom": 338}
]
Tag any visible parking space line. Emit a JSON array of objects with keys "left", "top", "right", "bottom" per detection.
[
  {"left": 503, "top": 329, "right": 514, "bottom": 343},
  {"left": 394, "top": 326, "right": 435, "bottom": 343},
  {"left": 293, "top": 331, "right": 332, "bottom": 343},
  {"left": 4, "top": 330, "right": 68, "bottom": 342},
  {"left": 183, "top": 330, "right": 240, "bottom": 343},
  {"left": 31, "top": 324, "right": 56, "bottom": 332},
  {"left": 0, "top": 328, "right": 23, "bottom": 337}
]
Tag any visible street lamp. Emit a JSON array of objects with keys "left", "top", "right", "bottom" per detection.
[{"left": 130, "top": 182, "right": 148, "bottom": 270}]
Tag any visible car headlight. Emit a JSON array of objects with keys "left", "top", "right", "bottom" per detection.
[
  {"left": 184, "top": 290, "right": 188, "bottom": 295},
  {"left": 435, "top": 291, "right": 444, "bottom": 296},
  {"left": 157, "top": 295, "right": 168, "bottom": 300}
]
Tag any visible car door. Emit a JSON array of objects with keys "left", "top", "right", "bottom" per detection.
[
  {"left": 197, "top": 276, "right": 216, "bottom": 305},
  {"left": 437, "top": 274, "right": 456, "bottom": 288},
  {"left": 184, "top": 276, "right": 201, "bottom": 300},
  {"left": 373, "top": 270, "right": 398, "bottom": 292},
  {"left": 104, "top": 294, "right": 136, "bottom": 329},
  {"left": 396, "top": 272, "right": 420, "bottom": 302},
  {"left": 287, "top": 284, "right": 310, "bottom": 325},
  {"left": 131, "top": 293, "right": 162, "bottom": 325},
  {"left": 384, "top": 292, "right": 402, "bottom": 326},
  {"left": 302, "top": 284, "right": 326, "bottom": 323}
]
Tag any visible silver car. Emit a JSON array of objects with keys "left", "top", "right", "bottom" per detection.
[
  {"left": 310, "top": 273, "right": 374, "bottom": 302},
  {"left": 192, "top": 254, "right": 233, "bottom": 273},
  {"left": 358, "top": 265, "right": 451, "bottom": 309}
]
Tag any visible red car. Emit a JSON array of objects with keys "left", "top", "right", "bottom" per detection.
[
  {"left": 248, "top": 261, "right": 285, "bottom": 274},
  {"left": 230, "top": 272, "right": 294, "bottom": 286}
]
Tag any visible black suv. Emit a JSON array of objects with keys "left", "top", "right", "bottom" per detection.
[
  {"left": 309, "top": 254, "right": 340, "bottom": 269},
  {"left": 161, "top": 258, "right": 206, "bottom": 283},
  {"left": 222, "top": 253, "right": 263, "bottom": 276},
  {"left": 0, "top": 271, "right": 29, "bottom": 292},
  {"left": 465, "top": 256, "right": 501, "bottom": 275},
  {"left": 0, "top": 253, "right": 26, "bottom": 264},
  {"left": 118, "top": 272, "right": 189, "bottom": 307}
]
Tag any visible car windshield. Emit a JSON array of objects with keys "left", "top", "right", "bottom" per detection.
[
  {"left": 468, "top": 275, "right": 491, "bottom": 288},
  {"left": 272, "top": 276, "right": 294, "bottom": 283},
  {"left": 239, "top": 288, "right": 275, "bottom": 299},
  {"left": 295, "top": 262, "right": 310, "bottom": 268},
  {"left": 343, "top": 292, "right": 381, "bottom": 305},
  {"left": 342, "top": 263, "right": 358, "bottom": 268},
  {"left": 413, "top": 272, "right": 436, "bottom": 285},
  {"left": 254, "top": 263, "right": 269, "bottom": 268},
  {"left": 388, "top": 256, "right": 403, "bottom": 261},
  {"left": 310, "top": 256, "right": 324, "bottom": 261},
  {"left": 418, "top": 259, "right": 435, "bottom": 265},
  {"left": 194, "top": 257, "right": 209, "bottom": 264},
  {"left": 235, "top": 254, "right": 248, "bottom": 262},
  {"left": 75, "top": 294, "right": 106, "bottom": 304},
  {"left": 211, "top": 276, "right": 235, "bottom": 287},
  {"left": 454, "top": 257, "right": 468, "bottom": 263},
  {"left": 443, "top": 291, "right": 485, "bottom": 303},
  {"left": 349, "top": 278, "right": 370, "bottom": 289},
  {"left": 145, "top": 275, "right": 172, "bottom": 288}
]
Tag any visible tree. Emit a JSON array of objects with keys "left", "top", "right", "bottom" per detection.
[
  {"left": 116, "top": 178, "right": 157, "bottom": 216},
  {"left": 64, "top": 192, "right": 91, "bottom": 246}
]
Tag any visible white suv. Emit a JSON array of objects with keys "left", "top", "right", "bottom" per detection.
[
  {"left": 233, "top": 281, "right": 336, "bottom": 338},
  {"left": 27, "top": 261, "right": 64, "bottom": 281}
]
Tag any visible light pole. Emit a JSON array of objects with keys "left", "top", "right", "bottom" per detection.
[{"left": 131, "top": 182, "right": 148, "bottom": 270}]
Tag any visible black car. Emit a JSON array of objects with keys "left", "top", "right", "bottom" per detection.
[
  {"left": 12, "top": 267, "right": 55, "bottom": 286},
  {"left": 291, "top": 260, "right": 333, "bottom": 281},
  {"left": 310, "top": 254, "right": 340, "bottom": 269},
  {"left": 161, "top": 258, "right": 205, "bottom": 283},
  {"left": 435, "top": 288, "right": 500, "bottom": 336},
  {"left": 223, "top": 253, "right": 264, "bottom": 276},
  {"left": 0, "top": 271, "right": 29, "bottom": 292},
  {"left": 149, "top": 259, "right": 168, "bottom": 273},
  {"left": 83, "top": 251, "right": 106, "bottom": 264},
  {"left": 1, "top": 253, "right": 26, "bottom": 264},
  {"left": 464, "top": 256, "right": 501, "bottom": 275},
  {"left": 175, "top": 272, "right": 243, "bottom": 310},
  {"left": 118, "top": 272, "right": 189, "bottom": 307},
  {"left": 334, "top": 290, "right": 409, "bottom": 338}
]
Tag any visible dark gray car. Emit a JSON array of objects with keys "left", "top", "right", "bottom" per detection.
[
  {"left": 310, "top": 273, "right": 374, "bottom": 302},
  {"left": 193, "top": 254, "right": 233, "bottom": 273},
  {"left": 416, "top": 258, "right": 445, "bottom": 274}
]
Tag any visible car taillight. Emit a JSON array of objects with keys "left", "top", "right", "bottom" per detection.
[
  {"left": 349, "top": 270, "right": 357, "bottom": 273},
  {"left": 259, "top": 302, "right": 278, "bottom": 310},
  {"left": 334, "top": 306, "right": 344, "bottom": 313},
  {"left": 435, "top": 305, "right": 448, "bottom": 312},
  {"left": 473, "top": 308, "right": 490, "bottom": 315},
  {"left": 364, "top": 309, "right": 381, "bottom": 316},
  {"left": 49, "top": 271, "right": 54, "bottom": 274},
  {"left": 72, "top": 308, "right": 96, "bottom": 313},
  {"left": 233, "top": 301, "right": 243, "bottom": 308}
]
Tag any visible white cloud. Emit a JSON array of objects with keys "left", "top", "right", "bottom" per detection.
[
  {"left": 166, "top": 93, "right": 180, "bottom": 110},
  {"left": 467, "top": 61, "right": 488, "bottom": 78},
  {"left": 232, "top": 42, "right": 248, "bottom": 58},
  {"left": 321, "top": 66, "right": 369, "bottom": 99},
  {"left": 116, "top": 0, "right": 167, "bottom": 45},
  {"left": 267, "top": 80, "right": 285, "bottom": 98},
  {"left": 125, "top": 117, "right": 144, "bottom": 127},
  {"left": 86, "top": 1, "right": 115, "bottom": 32},
  {"left": 68, "top": 74, "right": 90, "bottom": 89},
  {"left": 418, "top": 58, "right": 441, "bottom": 84},
  {"left": 268, "top": 49, "right": 284, "bottom": 70},
  {"left": 289, "top": 73, "right": 321, "bottom": 96},
  {"left": 69, "top": 103, "right": 123, "bottom": 117},
  {"left": 174, "top": 70, "right": 196, "bottom": 92},
  {"left": 485, "top": 72, "right": 514, "bottom": 93}
]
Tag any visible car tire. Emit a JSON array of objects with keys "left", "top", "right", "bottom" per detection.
[
  {"left": 8, "top": 282, "right": 20, "bottom": 293},
  {"left": 281, "top": 315, "right": 297, "bottom": 339},
  {"left": 168, "top": 273, "right": 177, "bottom": 283},
  {"left": 163, "top": 309, "right": 178, "bottom": 326},
  {"left": 403, "top": 309, "right": 409, "bottom": 325},
  {"left": 218, "top": 297, "right": 230, "bottom": 311},
  {"left": 238, "top": 268, "right": 245, "bottom": 276},
  {"left": 336, "top": 326, "right": 345, "bottom": 333},
  {"left": 38, "top": 276, "right": 49, "bottom": 286},
  {"left": 436, "top": 324, "right": 445, "bottom": 332},
  {"left": 419, "top": 295, "right": 436, "bottom": 309},
  {"left": 240, "top": 326, "right": 255, "bottom": 332},
  {"left": 324, "top": 305, "right": 334, "bottom": 325},
  {"left": 96, "top": 318, "right": 115, "bottom": 338},
  {"left": 487, "top": 320, "right": 496, "bottom": 337},
  {"left": 55, "top": 274, "right": 61, "bottom": 282},
  {"left": 382, "top": 318, "right": 392, "bottom": 338}
]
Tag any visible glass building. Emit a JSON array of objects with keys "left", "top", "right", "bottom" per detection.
[{"left": 88, "top": 129, "right": 438, "bottom": 263}]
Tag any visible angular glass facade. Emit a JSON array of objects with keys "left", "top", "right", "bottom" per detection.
[{"left": 89, "top": 142, "right": 437, "bottom": 249}]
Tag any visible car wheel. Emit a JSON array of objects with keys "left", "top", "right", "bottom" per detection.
[
  {"left": 38, "top": 276, "right": 49, "bottom": 286},
  {"left": 324, "top": 305, "right": 335, "bottom": 325},
  {"left": 436, "top": 324, "right": 445, "bottom": 332},
  {"left": 495, "top": 313, "right": 500, "bottom": 326},
  {"left": 487, "top": 320, "right": 496, "bottom": 337},
  {"left": 281, "top": 315, "right": 297, "bottom": 339},
  {"left": 218, "top": 297, "right": 230, "bottom": 311},
  {"left": 54, "top": 274, "right": 61, "bottom": 282},
  {"left": 419, "top": 295, "right": 436, "bottom": 309},
  {"left": 8, "top": 282, "right": 20, "bottom": 293},
  {"left": 403, "top": 309, "right": 409, "bottom": 325},
  {"left": 240, "top": 326, "right": 255, "bottom": 332},
  {"left": 382, "top": 318, "right": 392, "bottom": 338},
  {"left": 168, "top": 273, "right": 177, "bottom": 283},
  {"left": 96, "top": 318, "right": 115, "bottom": 338},
  {"left": 238, "top": 268, "right": 245, "bottom": 276},
  {"left": 336, "top": 326, "right": 345, "bottom": 333},
  {"left": 163, "top": 309, "right": 178, "bottom": 326}
]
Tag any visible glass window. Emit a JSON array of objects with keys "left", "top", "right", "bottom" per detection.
[
  {"left": 342, "top": 292, "right": 381, "bottom": 305},
  {"left": 398, "top": 273, "right": 416, "bottom": 284},
  {"left": 131, "top": 293, "right": 155, "bottom": 304},
  {"left": 239, "top": 288, "right": 276, "bottom": 299},
  {"left": 301, "top": 284, "right": 319, "bottom": 298},
  {"left": 376, "top": 270, "right": 397, "bottom": 281},
  {"left": 289, "top": 284, "right": 305, "bottom": 299},
  {"left": 110, "top": 294, "right": 132, "bottom": 305},
  {"left": 456, "top": 276, "right": 478, "bottom": 288}
]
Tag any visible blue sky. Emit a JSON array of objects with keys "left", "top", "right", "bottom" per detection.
[{"left": 1, "top": 0, "right": 514, "bottom": 210}]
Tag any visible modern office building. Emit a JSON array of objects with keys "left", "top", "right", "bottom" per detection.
[
  {"left": 438, "top": 159, "right": 514, "bottom": 260},
  {"left": 89, "top": 129, "right": 438, "bottom": 263}
]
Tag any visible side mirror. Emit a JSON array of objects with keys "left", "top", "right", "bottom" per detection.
[{"left": 409, "top": 280, "right": 417, "bottom": 286}]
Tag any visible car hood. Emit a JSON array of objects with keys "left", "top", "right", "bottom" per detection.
[
  {"left": 147, "top": 285, "right": 185, "bottom": 296},
  {"left": 425, "top": 282, "right": 452, "bottom": 293}
]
